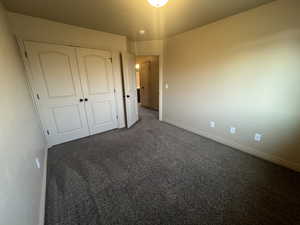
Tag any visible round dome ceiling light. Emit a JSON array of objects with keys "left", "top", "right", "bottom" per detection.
[{"left": 148, "top": 0, "right": 169, "bottom": 8}]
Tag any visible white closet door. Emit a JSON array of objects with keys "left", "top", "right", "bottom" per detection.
[
  {"left": 76, "top": 48, "right": 118, "bottom": 135},
  {"left": 25, "top": 41, "right": 90, "bottom": 146},
  {"left": 122, "top": 52, "right": 139, "bottom": 128}
]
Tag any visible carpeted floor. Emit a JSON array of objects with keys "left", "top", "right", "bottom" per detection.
[{"left": 45, "top": 107, "right": 300, "bottom": 225}]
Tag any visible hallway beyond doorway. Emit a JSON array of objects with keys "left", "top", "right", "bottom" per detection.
[{"left": 136, "top": 56, "right": 159, "bottom": 111}]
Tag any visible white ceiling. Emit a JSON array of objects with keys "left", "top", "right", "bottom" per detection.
[{"left": 2, "top": 0, "right": 275, "bottom": 40}]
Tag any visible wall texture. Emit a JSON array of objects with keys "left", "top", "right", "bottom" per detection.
[
  {"left": 134, "top": 40, "right": 164, "bottom": 56},
  {"left": 7, "top": 12, "right": 127, "bottom": 51},
  {"left": 127, "top": 39, "right": 136, "bottom": 54},
  {"left": 0, "top": 3, "right": 46, "bottom": 225},
  {"left": 163, "top": 0, "right": 300, "bottom": 171},
  {"left": 7, "top": 12, "right": 127, "bottom": 129}
]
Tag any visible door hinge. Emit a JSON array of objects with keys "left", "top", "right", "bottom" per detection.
[
  {"left": 36, "top": 94, "right": 40, "bottom": 100},
  {"left": 109, "top": 57, "right": 113, "bottom": 63},
  {"left": 46, "top": 130, "right": 50, "bottom": 135},
  {"left": 24, "top": 51, "right": 28, "bottom": 58},
  {"left": 116, "top": 115, "right": 119, "bottom": 120},
  {"left": 114, "top": 89, "right": 116, "bottom": 93}
]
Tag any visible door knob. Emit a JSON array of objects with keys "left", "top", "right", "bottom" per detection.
[
  {"left": 79, "top": 99, "right": 84, "bottom": 102},
  {"left": 126, "top": 95, "right": 130, "bottom": 98},
  {"left": 84, "top": 98, "right": 88, "bottom": 102}
]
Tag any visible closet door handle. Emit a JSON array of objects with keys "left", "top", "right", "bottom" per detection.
[
  {"left": 79, "top": 99, "right": 84, "bottom": 102},
  {"left": 84, "top": 98, "right": 88, "bottom": 102}
]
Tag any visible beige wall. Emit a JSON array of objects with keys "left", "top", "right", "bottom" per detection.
[
  {"left": 134, "top": 40, "right": 164, "bottom": 56},
  {"left": 163, "top": 0, "right": 300, "bottom": 171},
  {"left": 7, "top": 12, "right": 127, "bottom": 128},
  {"left": 0, "top": 3, "right": 46, "bottom": 225},
  {"left": 127, "top": 39, "right": 136, "bottom": 54},
  {"left": 7, "top": 12, "right": 127, "bottom": 51}
]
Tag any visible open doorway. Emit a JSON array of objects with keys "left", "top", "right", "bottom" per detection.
[{"left": 135, "top": 56, "right": 159, "bottom": 118}]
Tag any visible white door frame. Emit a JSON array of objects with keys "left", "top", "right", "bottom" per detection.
[
  {"left": 135, "top": 53, "right": 163, "bottom": 121},
  {"left": 16, "top": 38, "right": 125, "bottom": 147}
]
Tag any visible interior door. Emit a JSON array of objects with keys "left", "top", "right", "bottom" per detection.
[
  {"left": 25, "top": 41, "right": 90, "bottom": 146},
  {"left": 122, "top": 52, "right": 139, "bottom": 128},
  {"left": 77, "top": 48, "right": 118, "bottom": 135},
  {"left": 140, "top": 61, "right": 151, "bottom": 108}
]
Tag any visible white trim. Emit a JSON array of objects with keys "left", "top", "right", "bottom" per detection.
[
  {"left": 164, "top": 119, "right": 300, "bottom": 173},
  {"left": 39, "top": 147, "right": 48, "bottom": 225}
]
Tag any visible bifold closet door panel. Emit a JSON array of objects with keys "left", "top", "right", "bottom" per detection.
[
  {"left": 24, "top": 41, "right": 90, "bottom": 145},
  {"left": 76, "top": 48, "right": 118, "bottom": 135}
]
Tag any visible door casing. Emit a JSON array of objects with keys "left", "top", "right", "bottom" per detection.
[{"left": 134, "top": 53, "right": 163, "bottom": 121}]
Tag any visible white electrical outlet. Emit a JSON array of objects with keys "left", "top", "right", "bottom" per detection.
[
  {"left": 35, "top": 158, "right": 41, "bottom": 169},
  {"left": 165, "top": 83, "right": 169, "bottom": 89},
  {"left": 255, "top": 133, "right": 262, "bottom": 142},
  {"left": 230, "top": 127, "right": 236, "bottom": 134},
  {"left": 210, "top": 121, "right": 215, "bottom": 128}
]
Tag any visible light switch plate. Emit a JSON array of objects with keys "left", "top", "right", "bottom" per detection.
[
  {"left": 210, "top": 121, "right": 215, "bottom": 128},
  {"left": 165, "top": 83, "right": 169, "bottom": 89},
  {"left": 255, "top": 133, "right": 262, "bottom": 142},
  {"left": 35, "top": 158, "right": 41, "bottom": 169},
  {"left": 230, "top": 127, "right": 236, "bottom": 134}
]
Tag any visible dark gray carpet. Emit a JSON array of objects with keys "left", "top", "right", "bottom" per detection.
[{"left": 45, "top": 107, "right": 300, "bottom": 225}]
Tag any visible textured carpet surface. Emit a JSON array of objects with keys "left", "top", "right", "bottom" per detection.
[{"left": 45, "top": 107, "right": 300, "bottom": 225}]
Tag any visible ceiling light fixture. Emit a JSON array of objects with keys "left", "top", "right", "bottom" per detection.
[{"left": 148, "top": 0, "right": 169, "bottom": 8}]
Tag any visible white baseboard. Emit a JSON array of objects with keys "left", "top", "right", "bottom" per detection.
[
  {"left": 164, "top": 119, "right": 300, "bottom": 173},
  {"left": 39, "top": 147, "right": 48, "bottom": 225}
]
